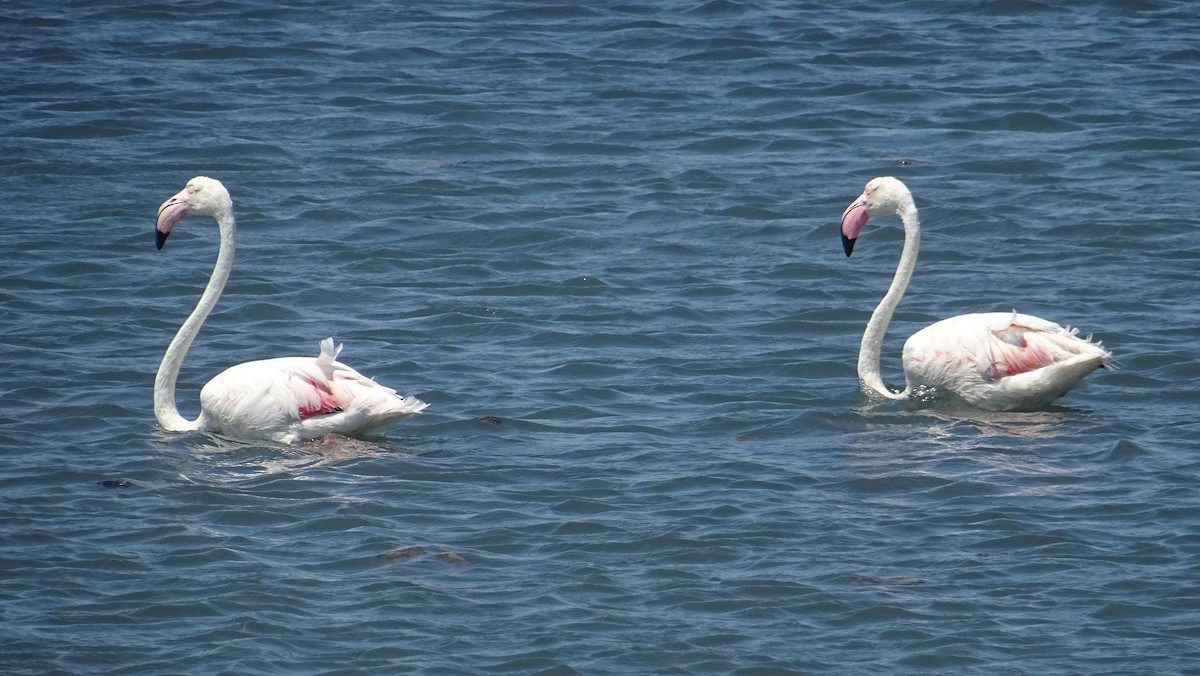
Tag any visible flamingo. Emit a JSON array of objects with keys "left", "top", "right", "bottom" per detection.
[
  {"left": 153, "top": 176, "right": 428, "bottom": 443},
  {"left": 839, "top": 176, "right": 1110, "bottom": 411}
]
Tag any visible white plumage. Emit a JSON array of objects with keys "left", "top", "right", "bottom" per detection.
[
  {"left": 153, "top": 177, "right": 427, "bottom": 444},
  {"left": 840, "top": 177, "right": 1110, "bottom": 411}
]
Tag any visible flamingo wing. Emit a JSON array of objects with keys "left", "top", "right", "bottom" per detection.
[
  {"left": 199, "top": 338, "right": 427, "bottom": 442},
  {"left": 976, "top": 313, "right": 1106, "bottom": 380},
  {"left": 902, "top": 312, "right": 1110, "bottom": 410},
  {"left": 301, "top": 340, "right": 430, "bottom": 439}
]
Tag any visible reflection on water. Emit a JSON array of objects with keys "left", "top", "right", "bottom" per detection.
[
  {"left": 157, "top": 431, "right": 409, "bottom": 484},
  {"left": 921, "top": 408, "right": 1086, "bottom": 441},
  {"left": 842, "top": 399, "right": 1096, "bottom": 487}
]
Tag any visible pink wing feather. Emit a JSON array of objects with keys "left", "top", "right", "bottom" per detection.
[
  {"left": 902, "top": 312, "right": 1110, "bottom": 410},
  {"left": 980, "top": 314, "right": 1101, "bottom": 381}
]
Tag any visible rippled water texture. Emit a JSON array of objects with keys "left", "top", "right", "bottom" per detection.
[{"left": 3, "top": 0, "right": 1200, "bottom": 672}]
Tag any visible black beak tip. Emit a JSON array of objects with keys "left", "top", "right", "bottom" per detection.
[
  {"left": 156, "top": 230, "right": 169, "bottom": 250},
  {"left": 842, "top": 233, "right": 855, "bottom": 257}
]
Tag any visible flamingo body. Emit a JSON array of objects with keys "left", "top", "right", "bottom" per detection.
[
  {"left": 153, "top": 177, "right": 427, "bottom": 443},
  {"left": 901, "top": 312, "right": 1110, "bottom": 410},
  {"left": 196, "top": 338, "right": 428, "bottom": 444},
  {"left": 840, "top": 177, "right": 1110, "bottom": 411}
]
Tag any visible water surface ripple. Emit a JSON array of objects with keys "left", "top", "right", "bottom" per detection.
[{"left": 2, "top": 0, "right": 1199, "bottom": 672}]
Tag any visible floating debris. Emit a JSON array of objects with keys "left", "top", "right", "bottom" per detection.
[
  {"left": 378, "top": 546, "right": 426, "bottom": 563},
  {"left": 96, "top": 479, "right": 133, "bottom": 489},
  {"left": 852, "top": 573, "right": 924, "bottom": 586},
  {"left": 378, "top": 547, "right": 468, "bottom": 565}
]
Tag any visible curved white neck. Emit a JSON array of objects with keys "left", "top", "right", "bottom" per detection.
[
  {"left": 857, "top": 201, "right": 919, "bottom": 401},
  {"left": 153, "top": 211, "right": 235, "bottom": 432}
]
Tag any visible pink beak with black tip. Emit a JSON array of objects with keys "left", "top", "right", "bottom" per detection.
[
  {"left": 156, "top": 188, "right": 191, "bottom": 250},
  {"left": 840, "top": 191, "right": 869, "bottom": 257}
]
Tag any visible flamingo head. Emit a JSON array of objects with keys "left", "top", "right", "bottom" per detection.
[
  {"left": 156, "top": 176, "right": 232, "bottom": 250},
  {"left": 839, "top": 176, "right": 913, "bottom": 257}
]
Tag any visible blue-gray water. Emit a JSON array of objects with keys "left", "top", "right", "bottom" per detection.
[{"left": 3, "top": 0, "right": 1199, "bottom": 672}]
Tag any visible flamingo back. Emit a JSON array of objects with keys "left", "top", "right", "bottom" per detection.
[
  {"left": 198, "top": 338, "right": 428, "bottom": 443},
  {"left": 901, "top": 312, "right": 1111, "bottom": 410}
]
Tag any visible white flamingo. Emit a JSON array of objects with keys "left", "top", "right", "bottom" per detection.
[
  {"left": 153, "top": 176, "right": 427, "bottom": 443},
  {"left": 840, "top": 176, "right": 1110, "bottom": 411}
]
